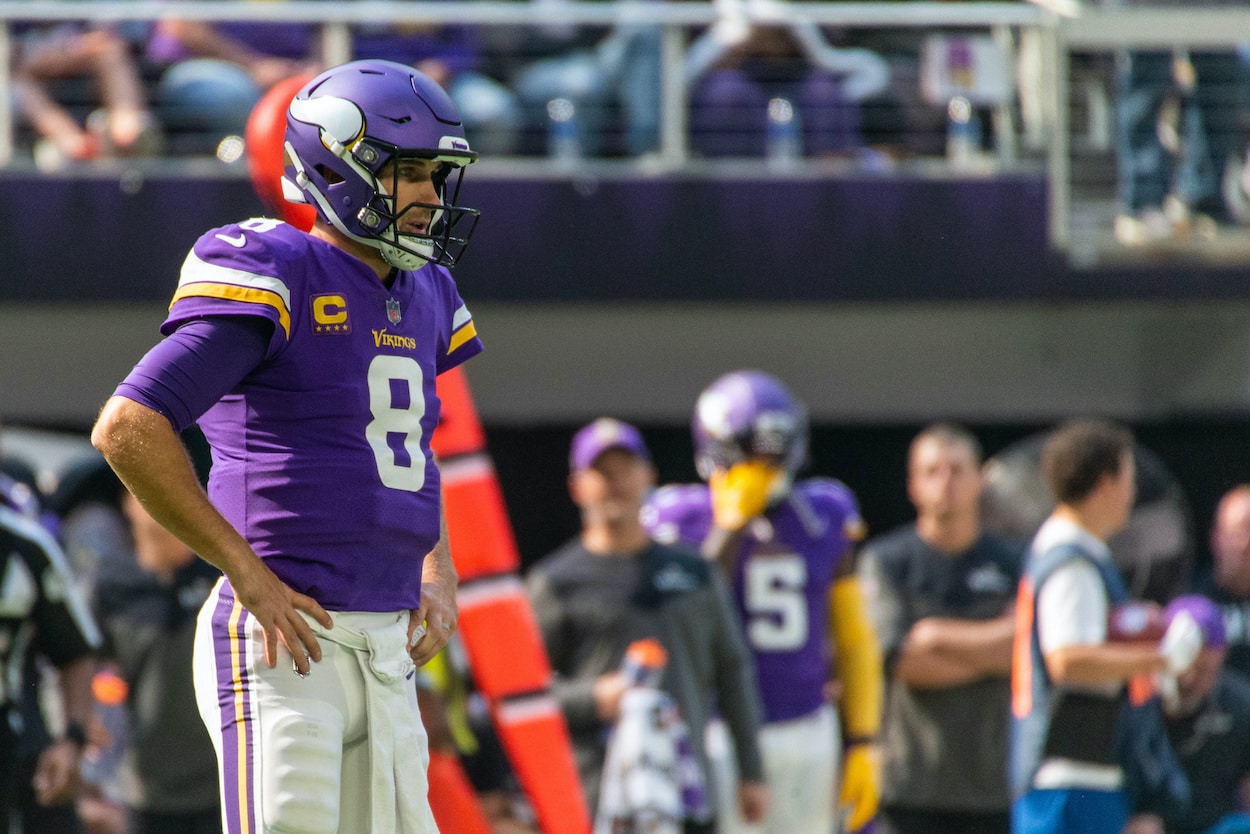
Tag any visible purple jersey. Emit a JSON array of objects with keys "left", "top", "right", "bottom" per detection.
[
  {"left": 160, "top": 218, "right": 482, "bottom": 612},
  {"left": 643, "top": 478, "right": 864, "bottom": 723}
]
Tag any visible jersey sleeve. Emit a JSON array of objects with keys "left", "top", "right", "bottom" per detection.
[
  {"left": 162, "top": 218, "right": 298, "bottom": 358},
  {"left": 641, "top": 485, "right": 714, "bottom": 549},
  {"left": 433, "top": 268, "right": 483, "bottom": 375},
  {"left": 804, "top": 478, "right": 868, "bottom": 545},
  {"left": 114, "top": 317, "right": 274, "bottom": 432}
]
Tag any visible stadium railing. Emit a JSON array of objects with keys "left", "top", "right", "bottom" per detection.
[{"left": 4, "top": 2, "right": 1250, "bottom": 261}]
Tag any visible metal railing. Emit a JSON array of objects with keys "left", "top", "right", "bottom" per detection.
[{"left": 7, "top": 1, "right": 1248, "bottom": 256}]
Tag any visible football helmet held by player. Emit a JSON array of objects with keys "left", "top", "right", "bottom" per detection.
[{"left": 283, "top": 59, "right": 479, "bottom": 270}]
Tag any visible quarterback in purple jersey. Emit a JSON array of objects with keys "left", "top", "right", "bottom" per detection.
[
  {"left": 642, "top": 371, "right": 884, "bottom": 834},
  {"left": 92, "top": 60, "right": 482, "bottom": 834}
]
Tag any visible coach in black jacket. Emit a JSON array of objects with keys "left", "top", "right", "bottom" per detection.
[{"left": 526, "top": 418, "right": 767, "bottom": 827}]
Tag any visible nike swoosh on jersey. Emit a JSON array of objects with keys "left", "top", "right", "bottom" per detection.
[{"left": 215, "top": 233, "right": 247, "bottom": 248}]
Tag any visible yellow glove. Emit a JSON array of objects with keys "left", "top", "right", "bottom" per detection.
[
  {"left": 839, "top": 742, "right": 881, "bottom": 833},
  {"left": 709, "top": 461, "right": 786, "bottom": 530}
]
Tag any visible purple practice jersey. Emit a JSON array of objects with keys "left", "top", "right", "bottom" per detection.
[
  {"left": 157, "top": 218, "right": 481, "bottom": 612},
  {"left": 643, "top": 479, "right": 864, "bottom": 723}
]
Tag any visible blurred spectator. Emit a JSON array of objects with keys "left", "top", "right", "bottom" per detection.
[
  {"left": 12, "top": 23, "right": 160, "bottom": 166},
  {"left": 1010, "top": 419, "right": 1200, "bottom": 834},
  {"left": 1125, "top": 595, "right": 1250, "bottom": 834},
  {"left": 146, "top": 20, "right": 320, "bottom": 145},
  {"left": 352, "top": 19, "right": 520, "bottom": 155},
  {"left": 510, "top": 0, "right": 662, "bottom": 158},
  {"left": 1193, "top": 485, "right": 1250, "bottom": 680},
  {"left": 92, "top": 491, "right": 220, "bottom": 834},
  {"left": 859, "top": 424, "right": 1021, "bottom": 834},
  {"left": 526, "top": 418, "right": 765, "bottom": 828},
  {"left": 0, "top": 483, "right": 102, "bottom": 833},
  {"left": 352, "top": 14, "right": 522, "bottom": 156},
  {"left": 685, "top": 1, "right": 889, "bottom": 159},
  {"left": 1115, "top": 38, "right": 1250, "bottom": 245}
]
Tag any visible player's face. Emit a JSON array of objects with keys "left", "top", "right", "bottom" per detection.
[
  {"left": 907, "top": 438, "right": 982, "bottom": 522},
  {"left": 379, "top": 158, "right": 445, "bottom": 236},
  {"left": 1212, "top": 491, "right": 1250, "bottom": 594},
  {"left": 571, "top": 449, "right": 655, "bottom": 526}
]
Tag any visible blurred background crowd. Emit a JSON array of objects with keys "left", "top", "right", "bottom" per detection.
[{"left": 9, "top": 0, "right": 1250, "bottom": 251}]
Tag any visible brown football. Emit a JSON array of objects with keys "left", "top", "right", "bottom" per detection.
[{"left": 1107, "top": 601, "right": 1167, "bottom": 642}]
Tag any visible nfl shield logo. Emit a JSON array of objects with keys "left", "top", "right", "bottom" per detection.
[{"left": 386, "top": 298, "right": 402, "bottom": 325}]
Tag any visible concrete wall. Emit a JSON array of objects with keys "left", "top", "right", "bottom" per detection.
[{"left": 4, "top": 300, "right": 1250, "bottom": 427}]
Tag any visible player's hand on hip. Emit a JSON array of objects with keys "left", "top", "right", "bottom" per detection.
[
  {"left": 410, "top": 575, "right": 458, "bottom": 667},
  {"left": 231, "top": 558, "right": 333, "bottom": 675},
  {"left": 738, "top": 780, "right": 770, "bottom": 824}
]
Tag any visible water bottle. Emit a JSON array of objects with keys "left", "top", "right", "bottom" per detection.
[
  {"left": 620, "top": 639, "right": 667, "bottom": 688},
  {"left": 547, "top": 97, "right": 582, "bottom": 166},
  {"left": 946, "top": 95, "right": 981, "bottom": 170},
  {"left": 765, "top": 97, "right": 802, "bottom": 169}
]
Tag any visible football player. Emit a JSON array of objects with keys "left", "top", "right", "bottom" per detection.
[
  {"left": 91, "top": 59, "right": 482, "bottom": 834},
  {"left": 643, "top": 370, "right": 883, "bottom": 834}
]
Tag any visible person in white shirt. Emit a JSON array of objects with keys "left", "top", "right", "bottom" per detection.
[{"left": 1009, "top": 419, "right": 1203, "bottom": 834}]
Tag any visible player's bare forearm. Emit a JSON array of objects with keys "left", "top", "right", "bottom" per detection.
[
  {"left": 93, "top": 396, "right": 331, "bottom": 670},
  {"left": 905, "top": 611, "right": 1016, "bottom": 675},
  {"left": 92, "top": 396, "right": 258, "bottom": 579},
  {"left": 422, "top": 503, "right": 459, "bottom": 601},
  {"left": 893, "top": 645, "right": 983, "bottom": 689},
  {"left": 410, "top": 494, "right": 459, "bottom": 665},
  {"left": 1044, "top": 642, "right": 1166, "bottom": 686}
]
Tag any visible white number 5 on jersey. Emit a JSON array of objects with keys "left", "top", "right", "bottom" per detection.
[{"left": 744, "top": 555, "right": 809, "bottom": 651}]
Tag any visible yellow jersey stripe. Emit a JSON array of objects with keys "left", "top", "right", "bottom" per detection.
[
  {"left": 179, "top": 252, "right": 293, "bottom": 311},
  {"left": 448, "top": 320, "right": 478, "bottom": 354},
  {"left": 171, "top": 283, "right": 291, "bottom": 339}
]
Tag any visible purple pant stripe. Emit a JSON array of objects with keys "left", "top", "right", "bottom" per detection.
[{"left": 211, "top": 582, "right": 256, "bottom": 834}]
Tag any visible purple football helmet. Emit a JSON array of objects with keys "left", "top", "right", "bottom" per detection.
[
  {"left": 282, "top": 59, "right": 479, "bottom": 270},
  {"left": 692, "top": 371, "right": 809, "bottom": 480}
]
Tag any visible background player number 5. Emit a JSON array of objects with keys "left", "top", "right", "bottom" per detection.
[{"left": 745, "top": 555, "right": 809, "bottom": 651}]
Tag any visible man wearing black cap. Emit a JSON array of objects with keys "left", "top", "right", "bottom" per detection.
[{"left": 526, "top": 418, "right": 768, "bottom": 830}]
